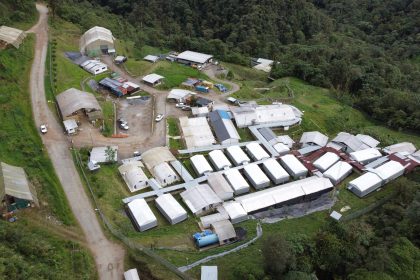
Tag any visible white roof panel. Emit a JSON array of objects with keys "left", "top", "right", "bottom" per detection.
[
  {"left": 142, "top": 73, "right": 164, "bottom": 84},
  {"left": 273, "top": 142, "right": 290, "bottom": 154},
  {"left": 223, "top": 169, "right": 249, "bottom": 193},
  {"left": 356, "top": 134, "right": 380, "bottom": 148},
  {"left": 262, "top": 158, "right": 289, "bottom": 181},
  {"left": 313, "top": 152, "right": 340, "bottom": 172},
  {"left": 190, "top": 155, "right": 213, "bottom": 175},
  {"left": 373, "top": 160, "right": 405, "bottom": 181},
  {"left": 226, "top": 146, "right": 250, "bottom": 165},
  {"left": 155, "top": 193, "right": 187, "bottom": 221},
  {"left": 280, "top": 154, "right": 307, "bottom": 174},
  {"left": 208, "top": 150, "right": 232, "bottom": 170},
  {"left": 323, "top": 161, "right": 353, "bottom": 182},
  {"left": 350, "top": 148, "right": 382, "bottom": 163},
  {"left": 243, "top": 163, "right": 270, "bottom": 185},
  {"left": 348, "top": 172, "right": 382, "bottom": 192},
  {"left": 245, "top": 142, "right": 270, "bottom": 161},
  {"left": 127, "top": 199, "right": 157, "bottom": 229},
  {"left": 177, "top": 50, "right": 213, "bottom": 64}
]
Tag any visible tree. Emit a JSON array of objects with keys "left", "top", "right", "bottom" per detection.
[
  {"left": 105, "top": 146, "right": 116, "bottom": 163},
  {"left": 262, "top": 234, "right": 296, "bottom": 278}
]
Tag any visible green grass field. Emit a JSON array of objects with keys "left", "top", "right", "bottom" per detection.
[{"left": 154, "top": 61, "right": 211, "bottom": 89}]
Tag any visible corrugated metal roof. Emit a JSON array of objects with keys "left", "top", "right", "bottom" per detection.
[
  {"left": 0, "top": 26, "right": 26, "bottom": 48},
  {"left": 56, "top": 88, "right": 102, "bottom": 117},
  {"left": 331, "top": 132, "right": 367, "bottom": 152},
  {"left": 258, "top": 127, "right": 277, "bottom": 142},
  {"left": 142, "top": 73, "right": 164, "bottom": 84},
  {"left": 0, "top": 162, "right": 38, "bottom": 206},
  {"left": 80, "top": 26, "right": 114, "bottom": 53},
  {"left": 211, "top": 219, "right": 236, "bottom": 242},
  {"left": 177, "top": 50, "right": 213, "bottom": 64}
]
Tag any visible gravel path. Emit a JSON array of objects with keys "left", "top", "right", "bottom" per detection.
[{"left": 28, "top": 4, "right": 125, "bottom": 279}]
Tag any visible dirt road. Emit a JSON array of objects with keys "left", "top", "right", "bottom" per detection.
[{"left": 28, "top": 4, "right": 125, "bottom": 279}]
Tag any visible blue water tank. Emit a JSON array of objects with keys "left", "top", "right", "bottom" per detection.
[{"left": 196, "top": 234, "right": 219, "bottom": 248}]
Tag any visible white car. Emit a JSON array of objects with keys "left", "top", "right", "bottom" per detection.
[
  {"left": 40, "top": 124, "right": 48, "bottom": 134},
  {"left": 175, "top": 103, "right": 185, "bottom": 108},
  {"left": 155, "top": 114, "right": 164, "bottom": 122},
  {"left": 119, "top": 123, "right": 129, "bottom": 130}
]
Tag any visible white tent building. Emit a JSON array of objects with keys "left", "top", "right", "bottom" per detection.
[
  {"left": 207, "top": 173, "right": 234, "bottom": 201},
  {"left": 153, "top": 162, "right": 180, "bottom": 186},
  {"left": 180, "top": 184, "right": 222, "bottom": 216},
  {"left": 383, "top": 142, "right": 416, "bottom": 155},
  {"left": 313, "top": 152, "right": 340, "bottom": 172},
  {"left": 279, "top": 154, "right": 308, "bottom": 179},
  {"left": 356, "top": 134, "right": 380, "bottom": 148},
  {"left": 80, "top": 26, "right": 114, "bottom": 56},
  {"left": 223, "top": 169, "right": 250, "bottom": 195},
  {"left": 300, "top": 131, "right": 329, "bottom": 147},
  {"left": 219, "top": 201, "right": 248, "bottom": 224},
  {"left": 225, "top": 146, "right": 250, "bottom": 166},
  {"left": 190, "top": 155, "right": 213, "bottom": 176},
  {"left": 127, "top": 199, "right": 157, "bottom": 231},
  {"left": 372, "top": 160, "right": 405, "bottom": 183},
  {"left": 323, "top": 161, "right": 353, "bottom": 185},
  {"left": 142, "top": 73, "right": 164, "bottom": 87},
  {"left": 347, "top": 172, "right": 383, "bottom": 198},
  {"left": 179, "top": 117, "right": 216, "bottom": 149},
  {"left": 245, "top": 142, "right": 270, "bottom": 161},
  {"left": 155, "top": 193, "right": 188, "bottom": 225},
  {"left": 243, "top": 164, "right": 271, "bottom": 190},
  {"left": 261, "top": 158, "right": 290, "bottom": 184},
  {"left": 273, "top": 142, "right": 290, "bottom": 155},
  {"left": 350, "top": 148, "right": 382, "bottom": 165},
  {"left": 118, "top": 162, "right": 148, "bottom": 192},
  {"left": 208, "top": 150, "right": 232, "bottom": 171},
  {"left": 176, "top": 50, "right": 213, "bottom": 66}
]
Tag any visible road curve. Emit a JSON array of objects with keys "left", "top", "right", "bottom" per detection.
[{"left": 28, "top": 4, "right": 125, "bottom": 279}]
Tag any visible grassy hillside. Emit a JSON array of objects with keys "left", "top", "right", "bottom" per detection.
[{"left": 0, "top": 33, "right": 95, "bottom": 279}]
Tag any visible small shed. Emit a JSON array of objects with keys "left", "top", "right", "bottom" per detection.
[
  {"left": 350, "top": 148, "right": 382, "bottom": 165},
  {"left": 245, "top": 142, "right": 270, "bottom": 161},
  {"left": 0, "top": 162, "right": 39, "bottom": 210},
  {"left": 243, "top": 163, "right": 271, "bottom": 190},
  {"left": 63, "top": 119, "right": 78, "bottom": 135},
  {"left": 144, "top": 54, "right": 159, "bottom": 63},
  {"left": 208, "top": 150, "right": 232, "bottom": 171},
  {"left": 190, "top": 155, "right": 213, "bottom": 176},
  {"left": 225, "top": 146, "right": 250, "bottom": 166},
  {"left": 167, "top": 89, "right": 194, "bottom": 102},
  {"left": 0, "top": 26, "right": 26, "bottom": 49},
  {"left": 127, "top": 199, "right": 157, "bottom": 231},
  {"left": 261, "top": 158, "right": 290, "bottom": 184},
  {"left": 348, "top": 172, "right": 383, "bottom": 197},
  {"left": 180, "top": 184, "right": 222, "bottom": 216},
  {"left": 313, "top": 152, "right": 340, "bottom": 172},
  {"left": 279, "top": 154, "right": 308, "bottom": 179},
  {"left": 118, "top": 162, "right": 148, "bottom": 192},
  {"left": 211, "top": 220, "right": 237, "bottom": 245},
  {"left": 155, "top": 193, "right": 187, "bottom": 225},
  {"left": 201, "top": 266, "right": 218, "bottom": 280},
  {"left": 124, "top": 268, "right": 140, "bottom": 280},
  {"left": 223, "top": 169, "right": 250, "bottom": 195},
  {"left": 273, "top": 142, "right": 290, "bottom": 155},
  {"left": 90, "top": 146, "right": 118, "bottom": 163},
  {"left": 219, "top": 201, "right": 248, "bottom": 224},
  {"left": 207, "top": 173, "right": 234, "bottom": 201},
  {"left": 192, "top": 107, "right": 209, "bottom": 117},
  {"left": 142, "top": 73, "right": 164, "bottom": 87},
  {"left": 323, "top": 161, "right": 353, "bottom": 185},
  {"left": 330, "top": 211, "right": 342, "bottom": 221}
]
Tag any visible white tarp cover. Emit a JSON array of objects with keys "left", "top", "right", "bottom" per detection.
[
  {"left": 348, "top": 172, "right": 383, "bottom": 197},
  {"left": 207, "top": 173, "right": 234, "bottom": 201},
  {"left": 208, "top": 150, "right": 232, "bottom": 170},
  {"left": 235, "top": 177, "right": 330, "bottom": 213},
  {"left": 177, "top": 50, "right": 213, "bottom": 64},
  {"left": 350, "top": 148, "right": 382, "bottom": 164},
  {"left": 280, "top": 154, "right": 308, "bottom": 178},
  {"left": 226, "top": 146, "right": 250, "bottom": 166},
  {"left": 152, "top": 162, "right": 179, "bottom": 186},
  {"left": 179, "top": 116, "right": 216, "bottom": 148},
  {"left": 124, "top": 268, "right": 140, "bottom": 280},
  {"left": 118, "top": 163, "right": 148, "bottom": 192},
  {"left": 190, "top": 155, "right": 213, "bottom": 176},
  {"left": 356, "top": 134, "right": 380, "bottom": 148},
  {"left": 245, "top": 142, "right": 270, "bottom": 161},
  {"left": 323, "top": 161, "right": 353, "bottom": 185},
  {"left": 180, "top": 184, "right": 222, "bottom": 216},
  {"left": 0, "top": 26, "right": 26, "bottom": 48},
  {"left": 142, "top": 73, "right": 164, "bottom": 84},
  {"left": 127, "top": 198, "right": 157, "bottom": 231},
  {"left": 223, "top": 169, "right": 250, "bottom": 195},
  {"left": 300, "top": 131, "right": 329, "bottom": 147},
  {"left": 373, "top": 160, "right": 405, "bottom": 182},
  {"left": 243, "top": 163, "right": 271, "bottom": 189},
  {"left": 262, "top": 158, "right": 290, "bottom": 184},
  {"left": 80, "top": 26, "right": 114, "bottom": 53},
  {"left": 220, "top": 201, "right": 248, "bottom": 224},
  {"left": 155, "top": 193, "right": 187, "bottom": 224},
  {"left": 0, "top": 162, "right": 38, "bottom": 206},
  {"left": 313, "top": 152, "right": 340, "bottom": 172},
  {"left": 383, "top": 142, "right": 416, "bottom": 155},
  {"left": 201, "top": 266, "right": 218, "bottom": 280},
  {"left": 90, "top": 146, "right": 118, "bottom": 163}
]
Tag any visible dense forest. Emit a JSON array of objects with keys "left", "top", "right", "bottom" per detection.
[{"left": 0, "top": 0, "right": 36, "bottom": 25}]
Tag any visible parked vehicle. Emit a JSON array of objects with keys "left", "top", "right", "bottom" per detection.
[
  {"left": 119, "top": 123, "right": 129, "bottom": 130},
  {"left": 195, "top": 85, "right": 209, "bottom": 93},
  {"left": 226, "top": 97, "right": 237, "bottom": 104},
  {"left": 133, "top": 151, "right": 141, "bottom": 157},
  {"left": 181, "top": 105, "right": 192, "bottom": 111},
  {"left": 117, "top": 118, "right": 127, "bottom": 125},
  {"left": 215, "top": 83, "right": 227, "bottom": 92},
  {"left": 155, "top": 114, "right": 164, "bottom": 122},
  {"left": 175, "top": 102, "right": 185, "bottom": 108},
  {"left": 40, "top": 124, "right": 48, "bottom": 134}
]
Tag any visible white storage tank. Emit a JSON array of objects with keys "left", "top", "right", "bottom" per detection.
[
  {"left": 225, "top": 146, "right": 250, "bottom": 166},
  {"left": 208, "top": 150, "right": 232, "bottom": 171},
  {"left": 261, "top": 158, "right": 290, "bottom": 184},
  {"left": 243, "top": 163, "right": 271, "bottom": 190},
  {"left": 279, "top": 154, "right": 308, "bottom": 179}
]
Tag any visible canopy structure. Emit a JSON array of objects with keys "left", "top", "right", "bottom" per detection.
[
  {"left": 0, "top": 26, "right": 26, "bottom": 49},
  {"left": 142, "top": 73, "right": 164, "bottom": 86},
  {"left": 56, "top": 88, "right": 102, "bottom": 120},
  {"left": 80, "top": 26, "right": 114, "bottom": 56},
  {"left": 0, "top": 162, "right": 39, "bottom": 206}
]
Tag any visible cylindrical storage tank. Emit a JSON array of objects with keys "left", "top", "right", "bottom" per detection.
[{"left": 196, "top": 234, "right": 219, "bottom": 248}]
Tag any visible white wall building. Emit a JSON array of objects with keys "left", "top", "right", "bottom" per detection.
[
  {"left": 245, "top": 142, "right": 270, "bottom": 161},
  {"left": 313, "top": 152, "right": 340, "bottom": 172},
  {"left": 180, "top": 184, "right": 222, "bottom": 216},
  {"left": 323, "top": 161, "right": 353, "bottom": 185},
  {"left": 350, "top": 148, "right": 382, "bottom": 165}
]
